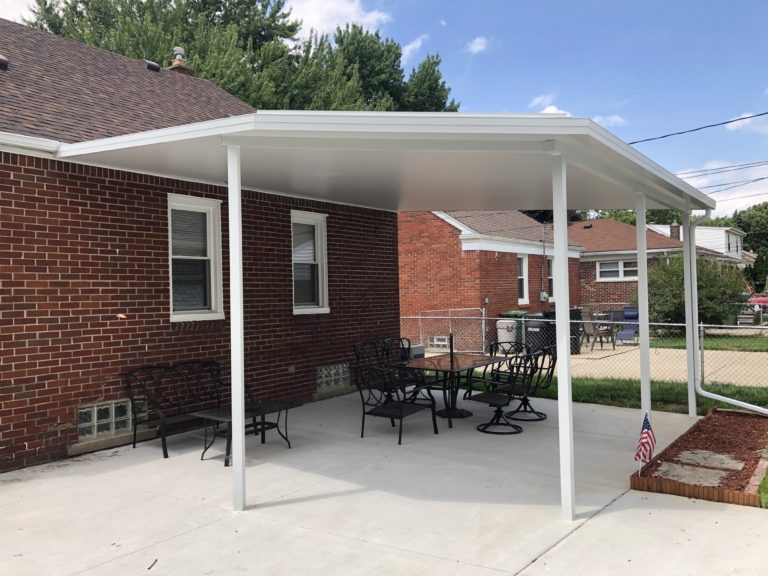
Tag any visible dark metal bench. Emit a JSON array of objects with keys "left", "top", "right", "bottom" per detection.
[{"left": 123, "top": 360, "right": 222, "bottom": 458}]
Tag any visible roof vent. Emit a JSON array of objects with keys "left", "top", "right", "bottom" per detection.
[
  {"left": 0, "top": 54, "right": 8, "bottom": 71},
  {"left": 145, "top": 60, "right": 161, "bottom": 72},
  {"left": 167, "top": 47, "right": 195, "bottom": 76}
]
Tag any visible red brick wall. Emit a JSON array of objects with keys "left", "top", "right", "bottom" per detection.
[
  {"left": 399, "top": 212, "right": 581, "bottom": 318},
  {"left": 0, "top": 152, "right": 399, "bottom": 471},
  {"left": 579, "top": 261, "right": 637, "bottom": 312},
  {"left": 398, "top": 212, "right": 481, "bottom": 315}
]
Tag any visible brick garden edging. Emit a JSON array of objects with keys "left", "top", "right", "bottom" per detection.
[{"left": 630, "top": 409, "right": 762, "bottom": 508}]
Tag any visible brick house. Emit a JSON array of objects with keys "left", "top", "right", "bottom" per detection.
[
  {"left": 567, "top": 218, "right": 685, "bottom": 312},
  {"left": 398, "top": 210, "right": 581, "bottom": 349},
  {"left": 0, "top": 20, "right": 400, "bottom": 471}
]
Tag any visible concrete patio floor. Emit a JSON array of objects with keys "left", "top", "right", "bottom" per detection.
[{"left": 2, "top": 394, "right": 767, "bottom": 575}]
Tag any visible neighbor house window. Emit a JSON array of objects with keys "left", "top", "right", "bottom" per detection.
[
  {"left": 517, "top": 255, "right": 529, "bottom": 305},
  {"left": 597, "top": 260, "right": 638, "bottom": 281},
  {"left": 547, "top": 257, "right": 554, "bottom": 301},
  {"left": 292, "top": 210, "right": 329, "bottom": 314},
  {"left": 168, "top": 194, "right": 223, "bottom": 321}
]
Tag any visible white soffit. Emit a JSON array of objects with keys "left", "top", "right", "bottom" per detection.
[{"left": 57, "top": 111, "right": 716, "bottom": 213}]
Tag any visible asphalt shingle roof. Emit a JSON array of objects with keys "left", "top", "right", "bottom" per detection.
[
  {"left": 0, "top": 18, "right": 254, "bottom": 143},
  {"left": 567, "top": 218, "right": 683, "bottom": 253}
]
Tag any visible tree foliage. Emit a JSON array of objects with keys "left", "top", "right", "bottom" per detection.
[
  {"left": 647, "top": 255, "right": 746, "bottom": 325},
  {"left": 27, "top": 0, "right": 459, "bottom": 112},
  {"left": 589, "top": 209, "right": 681, "bottom": 226}
]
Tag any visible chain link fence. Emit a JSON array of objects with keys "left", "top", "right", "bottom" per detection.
[{"left": 400, "top": 314, "right": 768, "bottom": 390}]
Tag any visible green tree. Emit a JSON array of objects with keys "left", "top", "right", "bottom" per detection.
[
  {"left": 590, "top": 209, "right": 681, "bottom": 225},
  {"left": 332, "top": 24, "right": 404, "bottom": 111},
  {"left": 734, "top": 202, "right": 768, "bottom": 253},
  {"left": 403, "top": 55, "right": 459, "bottom": 112},
  {"left": 27, "top": 0, "right": 459, "bottom": 113},
  {"left": 647, "top": 255, "right": 746, "bottom": 324},
  {"left": 747, "top": 249, "right": 768, "bottom": 293}
]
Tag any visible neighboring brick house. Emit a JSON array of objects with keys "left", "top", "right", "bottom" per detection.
[
  {"left": 567, "top": 218, "right": 684, "bottom": 312},
  {"left": 399, "top": 210, "right": 581, "bottom": 348},
  {"left": 0, "top": 20, "right": 399, "bottom": 471}
]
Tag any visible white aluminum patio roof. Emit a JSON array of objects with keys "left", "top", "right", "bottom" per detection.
[{"left": 56, "top": 111, "right": 714, "bottom": 212}]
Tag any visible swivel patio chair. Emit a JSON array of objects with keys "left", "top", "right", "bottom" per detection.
[
  {"left": 505, "top": 345, "right": 556, "bottom": 421},
  {"left": 465, "top": 353, "right": 536, "bottom": 435},
  {"left": 354, "top": 364, "right": 438, "bottom": 445}
]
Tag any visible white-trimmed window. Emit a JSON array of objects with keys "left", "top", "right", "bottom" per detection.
[
  {"left": 517, "top": 255, "right": 529, "bottom": 305},
  {"left": 168, "top": 194, "right": 224, "bottom": 321},
  {"left": 597, "top": 260, "right": 638, "bottom": 281},
  {"left": 292, "top": 210, "right": 329, "bottom": 314},
  {"left": 547, "top": 257, "right": 554, "bottom": 301}
]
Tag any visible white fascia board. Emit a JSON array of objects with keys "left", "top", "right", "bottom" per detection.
[
  {"left": 581, "top": 248, "right": 682, "bottom": 260},
  {"left": 431, "top": 211, "right": 477, "bottom": 235},
  {"left": 580, "top": 122, "right": 714, "bottom": 209},
  {"left": 0, "top": 131, "right": 60, "bottom": 154},
  {"left": 460, "top": 234, "right": 581, "bottom": 258},
  {"left": 57, "top": 114, "right": 260, "bottom": 157}
]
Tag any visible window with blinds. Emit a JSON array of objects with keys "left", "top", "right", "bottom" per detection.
[
  {"left": 168, "top": 194, "right": 223, "bottom": 321},
  {"left": 517, "top": 255, "right": 529, "bottom": 305},
  {"left": 291, "top": 210, "right": 329, "bottom": 314}
]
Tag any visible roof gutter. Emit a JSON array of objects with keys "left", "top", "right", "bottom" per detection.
[{"left": 0, "top": 131, "right": 60, "bottom": 155}]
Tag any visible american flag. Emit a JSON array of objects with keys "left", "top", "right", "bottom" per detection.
[{"left": 634, "top": 413, "right": 656, "bottom": 463}]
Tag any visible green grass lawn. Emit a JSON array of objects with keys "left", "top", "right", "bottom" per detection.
[
  {"left": 532, "top": 377, "right": 768, "bottom": 416},
  {"left": 650, "top": 334, "right": 768, "bottom": 352}
]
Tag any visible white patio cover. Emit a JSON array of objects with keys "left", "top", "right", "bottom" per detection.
[{"left": 54, "top": 111, "right": 715, "bottom": 520}]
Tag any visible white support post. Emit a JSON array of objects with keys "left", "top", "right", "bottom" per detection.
[
  {"left": 681, "top": 211, "right": 698, "bottom": 417},
  {"left": 552, "top": 153, "right": 575, "bottom": 521},
  {"left": 227, "top": 145, "right": 246, "bottom": 511},
  {"left": 635, "top": 194, "right": 651, "bottom": 416}
]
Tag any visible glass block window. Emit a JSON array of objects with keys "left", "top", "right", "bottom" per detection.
[
  {"left": 77, "top": 400, "right": 133, "bottom": 442},
  {"left": 316, "top": 364, "right": 351, "bottom": 390}
]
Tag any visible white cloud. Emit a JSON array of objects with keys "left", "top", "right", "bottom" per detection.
[
  {"left": 528, "top": 93, "right": 557, "bottom": 109},
  {"left": 465, "top": 36, "right": 489, "bottom": 55},
  {"left": 286, "top": 0, "right": 391, "bottom": 38},
  {"left": 0, "top": 0, "right": 32, "bottom": 22},
  {"left": 402, "top": 34, "right": 428, "bottom": 65},
  {"left": 592, "top": 114, "right": 628, "bottom": 127},
  {"left": 725, "top": 112, "right": 768, "bottom": 135},
  {"left": 540, "top": 105, "right": 571, "bottom": 116},
  {"left": 439, "top": 19, "right": 448, "bottom": 27}
]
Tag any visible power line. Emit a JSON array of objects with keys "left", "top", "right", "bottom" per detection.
[
  {"left": 700, "top": 177, "right": 768, "bottom": 191},
  {"left": 678, "top": 160, "right": 768, "bottom": 179},
  {"left": 716, "top": 189, "right": 768, "bottom": 203},
  {"left": 708, "top": 177, "right": 768, "bottom": 195},
  {"left": 629, "top": 111, "right": 768, "bottom": 145}
]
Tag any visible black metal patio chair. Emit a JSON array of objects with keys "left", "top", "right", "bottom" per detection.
[
  {"left": 465, "top": 353, "right": 537, "bottom": 435},
  {"left": 353, "top": 363, "right": 438, "bottom": 444},
  {"left": 505, "top": 345, "right": 557, "bottom": 421}
]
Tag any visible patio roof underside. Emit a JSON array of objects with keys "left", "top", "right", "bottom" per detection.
[{"left": 57, "top": 112, "right": 715, "bottom": 213}]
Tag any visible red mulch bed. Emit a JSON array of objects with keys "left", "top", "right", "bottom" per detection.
[{"left": 643, "top": 409, "right": 768, "bottom": 491}]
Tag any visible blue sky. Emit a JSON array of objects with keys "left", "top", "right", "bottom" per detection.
[{"left": 3, "top": 0, "right": 768, "bottom": 216}]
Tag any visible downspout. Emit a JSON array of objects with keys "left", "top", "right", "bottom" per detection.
[{"left": 687, "top": 211, "right": 768, "bottom": 416}]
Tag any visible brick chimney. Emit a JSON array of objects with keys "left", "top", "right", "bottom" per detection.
[
  {"left": 669, "top": 221, "right": 681, "bottom": 240},
  {"left": 167, "top": 47, "right": 195, "bottom": 76}
]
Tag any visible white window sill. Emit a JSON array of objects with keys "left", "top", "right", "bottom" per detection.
[
  {"left": 171, "top": 311, "right": 226, "bottom": 322},
  {"left": 596, "top": 278, "right": 638, "bottom": 283},
  {"left": 517, "top": 299, "right": 529, "bottom": 306},
  {"left": 293, "top": 306, "right": 331, "bottom": 315}
]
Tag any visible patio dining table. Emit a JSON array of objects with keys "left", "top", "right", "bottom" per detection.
[{"left": 402, "top": 353, "right": 503, "bottom": 428}]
